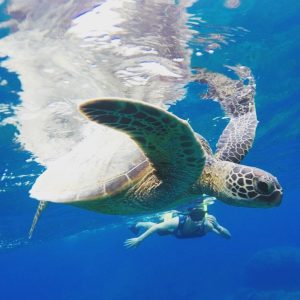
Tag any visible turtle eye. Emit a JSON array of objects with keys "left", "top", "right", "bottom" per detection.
[
  {"left": 254, "top": 178, "right": 274, "bottom": 195},
  {"left": 257, "top": 181, "right": 269, "bottom": 194}
]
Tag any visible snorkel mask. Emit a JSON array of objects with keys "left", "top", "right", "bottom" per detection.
[{"left": 188, "top": 197, "right": 216, "bottom": 221}]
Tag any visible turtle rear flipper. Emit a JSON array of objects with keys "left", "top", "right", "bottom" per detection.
[
  {"left": 79, "top": 97, "right": 206, "bottom": 193},
  {"left": 194, "top": 65, "right": 258, "bottom": 163},
  {"left": 28, "top": 201, "right": 47, "bottom": 239}
]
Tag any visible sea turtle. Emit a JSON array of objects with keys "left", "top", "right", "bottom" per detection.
[{"left": 28, "top": 65, "right": 283, "bottom": 238}]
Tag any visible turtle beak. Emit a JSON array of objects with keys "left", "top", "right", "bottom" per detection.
[
  {"left": 257, "top": 176, "right": 283, "bottom": 207},
  {"left": 269, "top": 190, "right": 282, "bottom": 206},
  {"left": 271, "top": 179, "right": 283, "bottom": 206},
  {"left": 262, "top": 181, "right": 283, "bottom": 207}
]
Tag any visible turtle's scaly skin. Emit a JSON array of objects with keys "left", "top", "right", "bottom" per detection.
[
  {"left": 195, "top": 158, "right": 282, "bottom": 208},
  {"left": 193, "top": 66, "right": 282, "bottom": 207},
  {"left": 194, "top": 65, "right": 258, "bottom": 163}
]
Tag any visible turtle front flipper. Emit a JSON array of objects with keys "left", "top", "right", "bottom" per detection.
[
  {"left": 194, "top": 65, "right": 258, "bottom": 163},
  {"left": 79, "top": 98, "right": 206, "bottom": 192}
]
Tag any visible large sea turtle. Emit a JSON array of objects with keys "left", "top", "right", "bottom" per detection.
[{"left": 28, "top": 66, "right": 283, "bottom": 237}]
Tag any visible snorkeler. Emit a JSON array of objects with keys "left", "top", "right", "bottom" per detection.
[{"left": 124, "top": 198, "right": 231, "bottom": 248}]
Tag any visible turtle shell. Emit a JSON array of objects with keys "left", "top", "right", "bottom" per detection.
[{"left": 30, "top": 124, "right": 150, "bottom": 203}]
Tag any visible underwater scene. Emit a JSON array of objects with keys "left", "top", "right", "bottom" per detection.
[{"left": 0, "top": 0, "right": 299, "bottom": 299}]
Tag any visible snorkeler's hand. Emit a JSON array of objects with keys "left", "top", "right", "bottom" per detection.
[
  {"left": 220, "top": 227, "right": 231, "bottom": 239},
  {"left": 124, "top": 237, "right": 142, "bottom": 249},
  {"left": 206, "top": 215, "right": 217, "bottom": 226}
]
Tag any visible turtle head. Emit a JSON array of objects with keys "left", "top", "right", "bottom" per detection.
[{"left": 222, "top": 165, "right": 283, "bottom": 208}]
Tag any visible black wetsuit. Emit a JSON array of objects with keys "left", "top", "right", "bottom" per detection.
[{"left": 173, "top": 214, "right": 206, "bottom": 239}]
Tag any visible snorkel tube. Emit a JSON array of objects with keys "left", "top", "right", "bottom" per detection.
[{"left": 198, "top": 196, "right": 216, "bottom": 215}]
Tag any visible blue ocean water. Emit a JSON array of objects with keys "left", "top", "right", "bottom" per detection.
[{"left": 0, "top": 1, "right": 300, "bottom": 300}]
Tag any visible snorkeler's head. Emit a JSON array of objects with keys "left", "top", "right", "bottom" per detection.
[{"left": 188, "top": 207, "right": 206, "bottom": 221}]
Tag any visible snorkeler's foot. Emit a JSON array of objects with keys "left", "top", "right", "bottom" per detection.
[{"left": 129, "top": 224, "right": 140, "bottom": 236}]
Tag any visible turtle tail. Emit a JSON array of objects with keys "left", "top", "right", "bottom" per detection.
[{"left": 28, "top": 201, "right": 48, "bottom": 239}]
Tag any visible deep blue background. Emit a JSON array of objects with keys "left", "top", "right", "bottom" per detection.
[{"left": 1, "top": 0, "right": 300, "bottom": 299}]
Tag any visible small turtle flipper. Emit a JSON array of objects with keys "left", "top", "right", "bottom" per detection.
[
  {"left": 194, "top": 65, "right": 258, "bottom": 163},
  {"left": 28, "top": 201, "right": 48, "bottom": 239},
  {"left": 79, "top": 98, "right": 206, "bottom": 192}
]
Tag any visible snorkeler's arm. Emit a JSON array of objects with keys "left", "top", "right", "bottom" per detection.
[
  {"left": 124, "top": 218, "right": 179, "bottom": 248},
  {"left": 206, "top": 215, "right": 231, "bottom": 239},
  {"left": 212, "top": 225, "right": 231, "bottom": 239}
]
